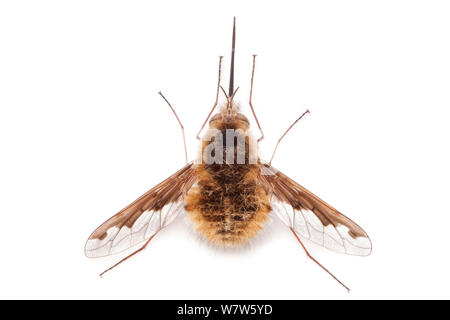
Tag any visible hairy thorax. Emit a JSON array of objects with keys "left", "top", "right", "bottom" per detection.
[{"left": 185, "top": 106, "right": 271, "bottom": 246}]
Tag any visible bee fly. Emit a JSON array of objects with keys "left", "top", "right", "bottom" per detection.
[{"left": 85, "top": 17, "right": 372, "bottom": 291}]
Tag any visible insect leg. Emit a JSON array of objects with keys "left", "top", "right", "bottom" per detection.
[
  {"left": 289, "top": 227, "right": 350, "bottom": 292},
  {"left": 99, "top": 233, "right": 158, "bottom": 277},
  {"left": 196, "top": 56, "right": 223, "bottom": 140},
  {"left": 269, "top": 109, "right": 310, "bottom": 165},
  {"left": 249, "top": 55, "right": 265, "bottom": 142},
  {"left": 158, "top": 91, "right": 188, "bottom": 164}
]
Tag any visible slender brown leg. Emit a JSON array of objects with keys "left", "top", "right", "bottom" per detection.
[
  {"left": 290, "top": 227, "right": 350, "bottom": 292},
  {"left": 99, "top": 233, "right": 158, "bottom": 277},
  {"left": 249, "top": 55, "right": 264, "bottom": 142},
  {"left": 269, "top": 109, "right": 310, "bottom": 165},
  {"left": 158, "top": 91, "right": 188, "bottom": 164},
  {"left": 196, "top": 56, "right": 223, "bottom": 140}
]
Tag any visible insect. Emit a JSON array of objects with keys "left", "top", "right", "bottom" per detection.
[{"left": 85, "top": 18, "right": 372, "bottom": 291}]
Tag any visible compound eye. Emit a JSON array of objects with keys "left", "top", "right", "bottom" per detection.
[
  {"left": 236, "top": 113, "right": 249, "bottom": 125},
  {"left": 209, "top": 114, "right": 222, "bottom": 123},
  {"left": 209, "top": 114, "right": 224, "bottom": 128}
]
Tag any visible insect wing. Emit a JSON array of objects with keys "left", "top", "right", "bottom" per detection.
[
  {"left": 260, "top": 164, "right": 372, "bottom": 256},
  {"left": 85, "top": 163, "right": 197, "bottom": 258}
]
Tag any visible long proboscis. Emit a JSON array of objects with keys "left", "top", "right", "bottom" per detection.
[{"left": 228, "top": 17, "right": 236, "bottom": 97}]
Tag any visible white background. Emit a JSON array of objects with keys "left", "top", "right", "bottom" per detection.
[{"left": 1, "top": 0, "right": 449, "bottom": 300}]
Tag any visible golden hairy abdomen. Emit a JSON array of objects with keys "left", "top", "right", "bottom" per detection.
[{"left": 185, "top": 163, "right": 271, "bottom": 247}]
